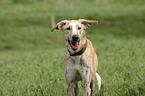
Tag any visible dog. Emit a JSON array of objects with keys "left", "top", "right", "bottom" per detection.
[{"left": 51, "top": 19, "right": 101, "bottom": 96}]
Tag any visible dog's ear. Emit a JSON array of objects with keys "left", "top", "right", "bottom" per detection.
[
  {"left": 51, "top": 20, "right": 67, "bottom": 32},
  {"left": 79, "top": 19, "right": 98, "bottom": 29}
]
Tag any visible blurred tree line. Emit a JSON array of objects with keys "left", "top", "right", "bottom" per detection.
[
  {"left": 1, "top": 0, "right": 93, "bottom": 4},
  {"left": 0, "top": 0, "right": 144, "bottom": 5},
  {"left": 0, "top": 0, "right": 121, "bottom": 4}
]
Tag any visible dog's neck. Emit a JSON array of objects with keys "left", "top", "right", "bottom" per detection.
[{"left": 67, "top": 37, "right": 87, "bottom": 56}]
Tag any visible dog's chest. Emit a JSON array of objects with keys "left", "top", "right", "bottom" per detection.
[
  {"left": 70, "top": 56, "right": 81, "bottom": 64},
  {"left": 66, "top": 54, "right": 93, "bottom": 82},
  {"left": 67, "top": 55, "right": 91, "bottom": 70}
]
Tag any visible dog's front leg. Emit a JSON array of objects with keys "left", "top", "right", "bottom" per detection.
[
  {"left": 90, "top": 77, "right": 95, "bottom": 96},
  {"left": 67, "top": 81, "right": 78, "bottom": 96},
  {"left": 83, "top": 80, "right": 91, "bottom": 96},
  {"left": 81, "top": 69, "right": 92, "bottom": 96},
  {"left": 74, "top": 82, "right": 79, "bottom": 96}
]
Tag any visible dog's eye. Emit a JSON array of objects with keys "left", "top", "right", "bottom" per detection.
[
  {"left": 78, "top": 27, "right": 81, "bottom": 30},
  {"left": 66, "top": 27, "right": 71, "bottom": 30}
]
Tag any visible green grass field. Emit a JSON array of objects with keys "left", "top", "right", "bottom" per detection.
[{"left": 0, "top": 0, "right": 145, "bottom": 95}]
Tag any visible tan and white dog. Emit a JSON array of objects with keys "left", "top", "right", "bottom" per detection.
[{"left": 51, "top": 19, "right": 101, "bottom": 96}]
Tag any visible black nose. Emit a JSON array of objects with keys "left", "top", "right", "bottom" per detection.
[{"left": 72, "top": 35, "right": 79, "bottom": 41}]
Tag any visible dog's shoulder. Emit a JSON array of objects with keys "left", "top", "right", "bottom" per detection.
[
  {"left": 86, "top": 39, "right": 94, "bottom": 49},
  {"left": 86, "top": 39, "right": 97, "bottom": 56}
]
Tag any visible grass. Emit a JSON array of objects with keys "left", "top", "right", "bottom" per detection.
[{"left": 0, "top": 0, "right": 145, "bottom": 95}]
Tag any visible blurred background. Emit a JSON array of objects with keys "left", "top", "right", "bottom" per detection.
[
  {"left": 0, "top": 0, "right": 145, "bottom": 50},
  {"left": 0, "top": 0, "right": 145, "bottom": 96}
]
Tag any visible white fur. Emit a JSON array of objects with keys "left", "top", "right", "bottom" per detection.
[
  {"left": 96, "top": 72, "right": 101, "bottom": 91},
  {"left": 69, "top": 22, "right": 78, "bottom": 36}
]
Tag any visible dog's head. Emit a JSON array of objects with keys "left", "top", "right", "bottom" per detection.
[{"left": 51, "top": 19, "right": 98, "bottom": 51}]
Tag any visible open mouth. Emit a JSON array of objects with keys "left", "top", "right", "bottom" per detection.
[{"left": 68, "top": 40, "right": 79, "bottom": 50}]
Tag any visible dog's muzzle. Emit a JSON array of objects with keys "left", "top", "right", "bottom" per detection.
[{"left": 68, "top": 35, "right": 80, "bottom": 50}]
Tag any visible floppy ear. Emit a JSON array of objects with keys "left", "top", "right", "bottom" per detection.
[
  {"left": 79, "top": 19, "right": 98, "bottom": 29},
  {"left": 51, "top": 20, "right": 67, "bottom": 32}
]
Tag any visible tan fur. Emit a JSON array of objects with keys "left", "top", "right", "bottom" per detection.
[{"left": 51, "top": 19, "right": 100, "bottom": 96}]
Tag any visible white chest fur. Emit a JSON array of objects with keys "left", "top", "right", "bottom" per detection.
[{"left": 65, "top": 54, "right": 93, "bottom": 83}]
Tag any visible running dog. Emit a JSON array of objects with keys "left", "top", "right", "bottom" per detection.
[{"left": 51, "top": 19, "right": 101, "bottom": 96}]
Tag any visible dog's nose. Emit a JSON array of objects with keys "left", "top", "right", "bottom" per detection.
[{"left": 72, "top": 35, "right": 79, "bottom": 41}]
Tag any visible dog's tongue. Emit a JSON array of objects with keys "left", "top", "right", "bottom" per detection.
[{"left": 70, "top": 41, "right": 78, "bottom": 50}]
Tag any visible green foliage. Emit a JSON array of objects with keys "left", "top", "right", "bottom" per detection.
[{"left": 0, "top": 0, "right": 145, "bottom": 95}]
